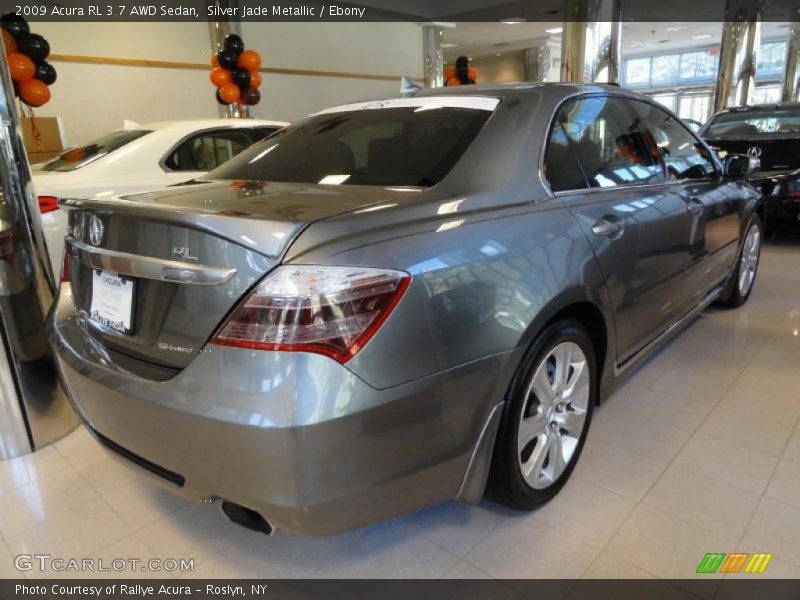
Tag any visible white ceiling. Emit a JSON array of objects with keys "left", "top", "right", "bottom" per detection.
[{"left": 442, "top": 21, "right": 790, "bottom": 62}]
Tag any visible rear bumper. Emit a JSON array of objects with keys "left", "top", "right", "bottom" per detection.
[{"left": 48, "top": 287, "right": 515, "bottom": 535}]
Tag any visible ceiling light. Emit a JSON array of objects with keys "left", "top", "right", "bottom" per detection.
[
  {"left": 496, "top": 53, "right": 503, "bottom": 56},
  {"left": 666, "top": 26, "right": 690, "bottom": 32},
  {"left": 546, "top": 27, "right": 563, "bottom": 34},
  {"left": 500, "top": 18, "right": 526, "bottom": 24},
  {"left": 692, "top": 34, "right": 713, "bottom": 40},
  {"left": 442, "top": 42, "right": 457, "bottom": 48}
]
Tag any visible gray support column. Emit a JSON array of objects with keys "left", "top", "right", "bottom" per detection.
[
  {"left": 524, "top": 38, "right": 562, "bottom": 82},
  {"left": 0, "top": 42, "right": 77, "bottom": 459},
  {"left": 560, "top": 0, "right": 623, "bottom": 83},
  {"left": 207, "top": 0, "right": 249, "bottom": 118},
  {"left": 422, "top": 25, "right": 444, "bottom": 88},
  {"left": 714, "top": 0, "right": 762, "bottom": 112},
  {"left": 781, "top": 19, "right": 800, "bottom": 102}
]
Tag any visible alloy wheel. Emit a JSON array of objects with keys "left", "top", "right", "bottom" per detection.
[
  {"left": 517, "top": 341, "right": 590, "bottom": 490},
  {"left": 738, "top": 223, "right": 761, "bottom": 297}
]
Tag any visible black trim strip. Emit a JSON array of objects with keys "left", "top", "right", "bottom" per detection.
[{"left": 90, "top": 427, "right": 186, "bottom": 487}]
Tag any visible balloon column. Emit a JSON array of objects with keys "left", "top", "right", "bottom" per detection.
[
  {"left": 444, "top": 56, "right": 478, "bottom": 86},
  {"left": 210, "top": 34, "right": 262, "bottom": 110},
  {"left": 1, "top": 13, "right": 55, "bottom": 107}
]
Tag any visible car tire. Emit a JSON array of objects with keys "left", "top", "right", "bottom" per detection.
[
  {"left": 488, "top": 318, "right": 596, "bottom": 510},
  {"left": 718, "top": 213, "right": 762, "bottom": 308}
]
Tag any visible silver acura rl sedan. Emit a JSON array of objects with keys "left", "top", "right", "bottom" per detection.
[{"left": 48, "top": 83, "right": 764, "bottom": 535}]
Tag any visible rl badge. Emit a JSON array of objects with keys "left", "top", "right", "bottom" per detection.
[{"left": 696, "top": 552, "right": 773, "bottom": 574}]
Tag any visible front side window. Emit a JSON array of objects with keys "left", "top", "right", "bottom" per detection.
[
  {"left": 544, "top": 95, "right": 663, "bottom": 192},
  {"left": 629, "top": 100, "right": 716, "bottom": 181},
  {"left": 206, "top": 97, "right": 497, "bottom": 187},
  {"left": 42, "top": 130, "right": 152, "bottom": 172},
  {"left": 165, "top": 130, "right": 253, "bottom": 171}
]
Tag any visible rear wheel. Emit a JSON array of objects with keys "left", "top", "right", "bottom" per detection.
[
  {"left": 718, "top": 214, "right": 762, "bottom": 308},
  {"left": 488, "top": 319, "right": 596, "bottom": 509}
]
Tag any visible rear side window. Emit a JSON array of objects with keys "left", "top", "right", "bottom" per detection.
[
  {"left": 205, "top": 99, "right": 496, "bottom": 187},
  {"left": 165, "top": 129, "right": 254, "bottom": 171},
  {"left": 42, "top": 130, "right": 152, "bottom": 172},
  {"left": 628, "top": 100, "right": 717, "bottom": 181},
  {"left": 544, "top": 96, "right": 663, "bottom": 191}
]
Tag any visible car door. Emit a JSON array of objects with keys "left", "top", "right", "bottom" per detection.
[
  {"left": 544, "top": 94, "right": 695, "bottom": 363},
  {"left": 627, "top": 99, "right": 744, "bottom": 303},
  {"left": 163, "top": 128, "right": 256, "bottom": 184}
]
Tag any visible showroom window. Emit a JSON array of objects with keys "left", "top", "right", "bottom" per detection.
[
  {"left": 544, "top": 96, "right": 662, "bottom": 191},
  {"left": 165, "top": 130, "right": 254, "bottom": 171}
]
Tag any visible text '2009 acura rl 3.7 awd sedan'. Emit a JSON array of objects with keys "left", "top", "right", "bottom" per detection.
[{"left": 48, "top": 84, "right": 764, "bottom": 535}]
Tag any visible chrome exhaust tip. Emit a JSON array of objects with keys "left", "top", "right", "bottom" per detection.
[{"left": 220, "top": 501, "right": 274, "bottom": 535}]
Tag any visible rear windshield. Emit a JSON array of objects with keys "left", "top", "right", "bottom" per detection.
[
  {"left": 42, "top": 130, "right": 152, "bottom": 172},
  {"left": 704, "top": 108, "right": 800, "bottom": 138},
  {"left": 206, "top": 97, "right": 497, "bottom": 187}
]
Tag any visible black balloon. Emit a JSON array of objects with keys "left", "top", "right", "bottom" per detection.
[
  {"left": 215, "top": 89, "right": 229, "bottom": 105},
  {"left": 243, "top": 87, "right": 260, "bottom": 106},
  {"left": 18, "top": 33, "right": 49, "bottom": 64},
  {"left": 0, "top": 13, "right": 29, "bottom": 38},
  {"left": 232, "top": 67, "right": 251, "bottom": 89},
  {"left": 35, "top": 61, "right": 56, "bottom": 85},
  {"left": 217, "top": 49, "right": 237, "bottom": 70},
  {"left": 224, "top": 34, "right": 245, "bottom": 56}
]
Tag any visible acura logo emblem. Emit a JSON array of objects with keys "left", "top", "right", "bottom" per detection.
[
  {"left": 88, "top": 215, "right": 104, "bottom": 247},
  {"left": 747, "top": 146, "right": 762, "bottom": 158}
]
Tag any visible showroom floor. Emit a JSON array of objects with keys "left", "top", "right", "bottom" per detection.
[{"left": 2, "top": 229, "right": 800, "bottom": 591}]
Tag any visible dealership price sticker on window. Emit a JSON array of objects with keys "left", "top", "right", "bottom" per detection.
[{"left": 90, "top": 270, "right": 135, "bottom": 334}]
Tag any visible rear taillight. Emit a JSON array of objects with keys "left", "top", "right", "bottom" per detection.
[
  {"left": 38, "top": 196, "right": 59, "bottom": 214},
  {"left": 211, "top": 265, "right": 411, "bottom": 363},
  {"left": 60, "top": 249, "right": 70, "bottom": 283}
]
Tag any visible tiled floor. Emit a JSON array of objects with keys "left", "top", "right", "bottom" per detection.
[{"left": 2, "top": 233, "right": 800, "bottom": 587}]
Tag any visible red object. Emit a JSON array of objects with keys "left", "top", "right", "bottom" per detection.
[
  {"left": 211, "top": 268, "right": 411, "bottom": 364},
  {"left": 237, "top": 50, "right": 261, "bottom": 71},
  {"left": 60, "top": 249, "right": 70, "bottom": 283},
  {"left": 446, "top": 77, "right": 461, "bottom": 86},
  {"left": 218, "top": 82, "right": 240, "bottom": 104},
  {"left": 2, "top": 30, "right": 17, "bottom": 55},
  {"left": 38, "top": 195, "right": 59, "bottom": 214},
  {"left": 210, "top": 66, "right": 232, "bottom": 88},
  {"left": 249, "top": 70, "right": 261, "bottom": 89},
  {"left": 211, "top": 53, "right": 219, "bottom": 68},
  {"left": 444, "top": 66, "right": 456, "bottom": 79},
  {"left": 19, "top": 78, "right": 50, "bottom": 107},
  {"left": 468, "top": 67, "right": 478, "bottom": 80},
  {"left": 8, "top": 53, "right": 35, "bottom": 82}
]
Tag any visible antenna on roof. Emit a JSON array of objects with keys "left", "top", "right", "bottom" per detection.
[{"left": 400, "top": 76, "right": 423, "bottom": 95}]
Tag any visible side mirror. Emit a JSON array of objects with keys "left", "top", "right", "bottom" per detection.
[{"left": 723, "top": 154, "right": 760, "bottom": 178}]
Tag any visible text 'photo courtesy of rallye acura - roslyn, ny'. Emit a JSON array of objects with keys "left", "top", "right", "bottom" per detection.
[{"left": 47, "top": 83, "right": 765, "bottom": 536}]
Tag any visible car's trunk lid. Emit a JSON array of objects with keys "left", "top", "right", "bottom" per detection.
[
  {"left": 705, "top": 138, "right": 800, "bottom": 172},
  {"left": 64, "top": 180, "right": 415, "bottom": 378}
]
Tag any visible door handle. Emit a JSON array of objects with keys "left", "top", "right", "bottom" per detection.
[
  {"left": 682, "top": 196, "right": 705, "bottom": 216},
  {"left": 591, "top": 216, "right": 624, "bottom": 238}
]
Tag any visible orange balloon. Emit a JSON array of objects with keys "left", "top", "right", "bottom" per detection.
[
  {"left": 19, "top": 79, "right": 50, "bottom": 107},
  {"left": 8, "top": 53, "right": 35, "bottom": 82},
  {"left": 444, "top": 66, "right": 456, "bottom": 79},
  {"left": 2, "top": 30, "right": 17, "bottom": 55},
  {"left": 237, "top": 50, "right": 261, "bottom": 71},
  {"left": 446, "top": 77, "right": 461, "bottom": 86},
  {"left": 210, "top": 54, "right": 219, "bottom": 68},
  {"left": 210, "top": 67, "right": 232, "bottom": 88},
  {"left": 219, "top": 82, "right": 240, "bottom": 104},
  {"left": 468, "top": 68, "right": 478, "bottom": 80},
  {"left": 249, "top": 70, "right": 261, "bottom": 88}
]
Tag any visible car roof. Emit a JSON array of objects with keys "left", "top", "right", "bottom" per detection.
[
  {"left": 132, "top": 118, "right": 289, "bottom": 132},
  {"left": 716, "top": 102, "right": 800, "bottom": 114},
  {"left": 412, "top": 81, "right": 632, "bottom": 100}
]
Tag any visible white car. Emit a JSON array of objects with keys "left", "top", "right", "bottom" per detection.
[{"left": 34, "top": 118, "right": 288, "bottom": 279}]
